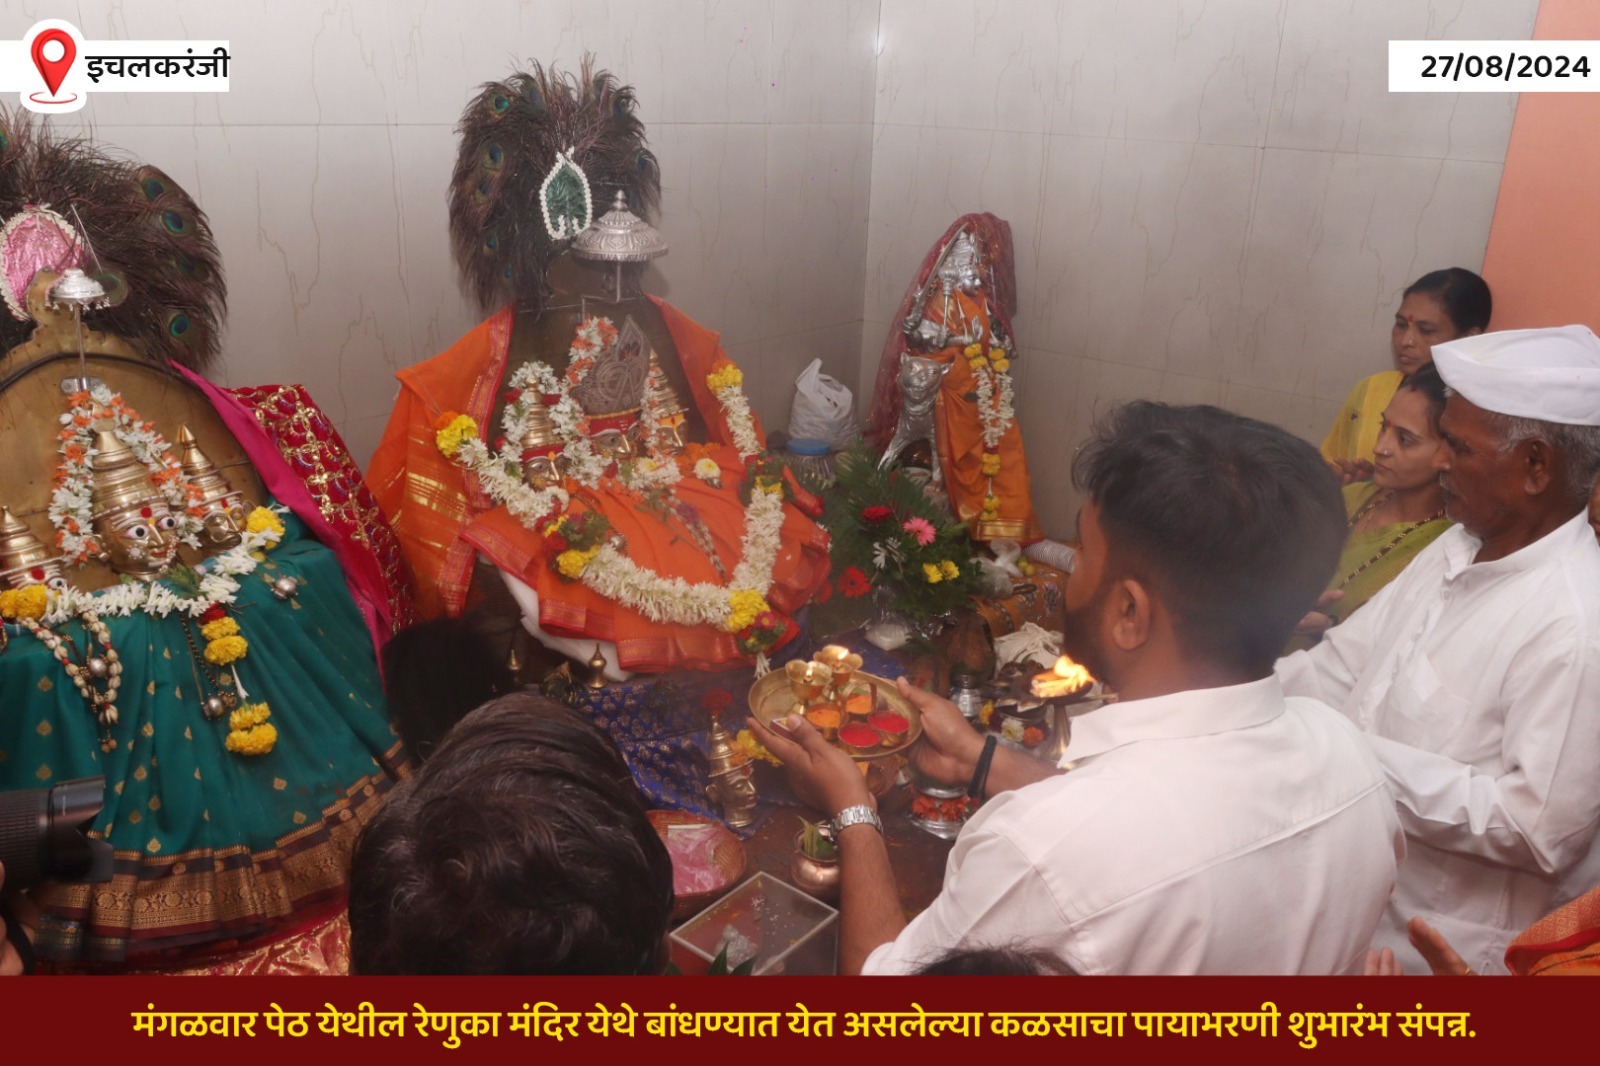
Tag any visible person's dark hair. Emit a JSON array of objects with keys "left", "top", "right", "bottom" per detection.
[
  {"left": 381, "top": 616, "right": 515, "bottom": 761},
  {"left": 915, "top": 945, "right": 1077, "bottom": 976},
  {"left": 1404, "top": 268, "right": 1492, "bottom": 334},
  {"left": 349, "top": 692, "right": 673, "bottom": 974},
  {"left": 1396, "top": 361, "right": 1448, "bottom": 433},
  {"left": 1072, "top": 402, "right": 1345, "bottom": 676}
]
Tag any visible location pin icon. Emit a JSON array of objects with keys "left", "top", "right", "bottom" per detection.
[{"left": 31, "top": 29, "right": 77, "bottom": 98}]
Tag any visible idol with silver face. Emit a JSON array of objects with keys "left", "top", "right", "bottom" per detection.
[{"left": 89, "top": 427, "right": 180, "bottom": 579}]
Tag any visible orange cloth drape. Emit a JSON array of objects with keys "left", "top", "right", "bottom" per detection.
[
  {"left": 366, "top": 299, "right": 829, "bottom": 669},
  {"left": 368, "top": 307, "right": 515, "bottom": 620},
  {"left": 929, "top": 290, "right": 1041, "bottom": 542},
  {"left": 1505, "top": 886, "right": 1600, "bottom": 976}
]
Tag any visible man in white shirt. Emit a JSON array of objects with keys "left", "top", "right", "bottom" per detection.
[
  {"left": 1278, "top": 325, "right": 1600, "bottom": 975},
  {"left": 752, "top": 403, "right": 1403, "bottom": 974}
]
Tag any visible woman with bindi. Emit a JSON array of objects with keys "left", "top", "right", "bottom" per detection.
[
  {"left": 1294, "top": 364, "right": 1454, "bottom": 647},
  {"left": 1321, "top": 268, "right": 1491, "bottom": 483}
]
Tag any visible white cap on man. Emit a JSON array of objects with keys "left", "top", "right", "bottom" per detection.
[{"left": 1431, "top": 325, "right": 1600, "bottom": 426}]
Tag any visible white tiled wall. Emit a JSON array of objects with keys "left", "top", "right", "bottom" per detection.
[
  {"left": 861, "top": 0, "right": 1538, "bottom": 538},
  {"left": 27, "top": 2, "right": 1539, "bottom": 542},
  {"left": 40, "top": 1, "right": 878, "bottom": 465}
]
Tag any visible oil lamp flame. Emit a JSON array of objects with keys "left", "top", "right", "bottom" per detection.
[{"left": 1031, "top": 655, "right": 1094, "bottom": 700}]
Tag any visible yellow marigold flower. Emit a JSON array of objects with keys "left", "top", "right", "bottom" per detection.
[
  {"left": 981, "top": 453, "right": 1002, "bottom": 477},
  {"left": 979, "top": 700, "right": 994, "bottom": 726},
  {"left": 991, "top": 357, "right": 1011, "bottom": 373},
  {"left": 969, "top": 357, "right": 987, "bottom": 372},
  {"left": 229, "top": 703, "right": 271, "bottom": 730},
  {"left": 923, "top": 563, "right": 943, "bottom": 584},
  {"left": 724, "top": 589, "right": 770, "bottom": 633},
  {"left": 0, "top": 585, "right": 50, "bottom": 622},
  {"left": 706, "top": 364, "right": 744, "bottom": 392},
  {"left": 225, "top": 722, "right": 277, "bottom": 756},
  {"left": 204, "top": 634, "right": 249, "bottom": 666},
  {"left": 940, "top": 560, "right": 960, "bottom": 579},
  {"left": 200, "top": 616, "right": 240, "bottom": 642},
  {"left": 433, "top": 413, "right": 479, "bottom": 458},
  {"left": 555, "top": 547, "right": 596, "bottom": 580},
  {"left": 758, "top": 478, "right": 785, "bottom": 496},
  {"left": 963, "top": 343, "right": 984, "bottom": 358},
  {"left": 735, "top": 729, "right": 782, "bottom": 766},
  {"left": 244, "top": 506, "right": 285, "bottom": 538}
]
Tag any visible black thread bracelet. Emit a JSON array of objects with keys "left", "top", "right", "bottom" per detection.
[{"left": 968, "top": 734, "right": 998, "bottom": 802}]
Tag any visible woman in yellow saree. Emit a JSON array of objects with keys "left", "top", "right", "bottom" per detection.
[{"left": 1321, "top": 268, "right": 1491, "bottom": 481}]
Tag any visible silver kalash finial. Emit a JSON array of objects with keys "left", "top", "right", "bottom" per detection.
[
  {"left": 49, "top": 267, "right": 113, "bottom": 392},
  {"left": 46, "top": 267, "right": 110, "bottom": 311},
  {"left": 571, "top": 190, "right": 668, "bottom": 302}
]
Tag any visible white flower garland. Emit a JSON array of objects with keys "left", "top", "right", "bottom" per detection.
[
  {"left": 712, "top": 380, "right": 763, "bottom": 460},
  {"left": 455, "top": 436, "right": 570, "bottom": 526},
  {"left": 974, "top": 342, "right": 1016, "bottom": 451},
  {"left": 578, "top": 487, "right": 786, "bottom": 627},
  {"left": 443, "top": 317, "right": 787, "bottom": 638},
  {"left": 39, "top": 520, "right": 285, "bottom": 626},
  {"left": 49, "top": 384, "right": 205, "bottom": 565}
]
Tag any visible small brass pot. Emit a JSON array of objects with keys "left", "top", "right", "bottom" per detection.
[{"left": 789, "top": 832, "right": 841, "bottom": 903}]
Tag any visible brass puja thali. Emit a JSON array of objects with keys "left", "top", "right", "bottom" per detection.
[{"left": 748, "top": 645, "right": 923, "bottom": 760}]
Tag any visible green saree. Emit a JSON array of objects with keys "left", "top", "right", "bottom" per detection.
[
  {"left": 0, "top": 506, "right": 404, "bottom": 964},
  {"left": 1326, "top": 482, "right": 1452, "bottom": 624}
]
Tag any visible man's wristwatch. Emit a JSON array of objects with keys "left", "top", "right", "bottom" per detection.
[{"left": 828, "top": 803, "right": 883, "bottom": 839}]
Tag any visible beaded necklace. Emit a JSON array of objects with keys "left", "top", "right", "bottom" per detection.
[{"left": 1334, "top": 491, "right": 1445, "bottom": 595}]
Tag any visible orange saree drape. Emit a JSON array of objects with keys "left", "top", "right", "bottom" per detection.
[{"left": 366, "top": 299, "right": 829, "bottom": 669}]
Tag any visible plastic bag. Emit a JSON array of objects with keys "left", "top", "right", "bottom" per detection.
[{"left": 788, "top": 358, "right": 858, "bottom": 450}]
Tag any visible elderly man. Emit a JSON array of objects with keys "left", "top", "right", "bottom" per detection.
[
  {"left": 754, "top": 402, "right": 1403, "bottom": 974},
  {"left": 1278, "top": 324, "right": 1600, "bottom": 975}
]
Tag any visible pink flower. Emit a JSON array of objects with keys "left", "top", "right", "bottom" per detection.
[{"left": 902, "top": 517, "right": 937, "bottom": 546}]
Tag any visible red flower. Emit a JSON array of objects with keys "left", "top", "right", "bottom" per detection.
[
  {"left": 504, "top": 388, "right": 522, "bottom": 404},
  {"left": 755, "top": 611, "right": 778, "bottom": 631},
  {"left": 200, "top": 603, "right": 228, "bottom": 624},
  {"left": 493, "top": 435, "right": 507, "bottom": 451},
  {"left": 839, "top": 566, "right": 871, "bottom": 599},
  {"left": 547, "top": 533, "right": 570, "bottom": 553},
  {"left": 861, "top": 505, "right": 893, "bottom": 524},
  {"left": 703, "top": 689, "right": 734, "bottom": 714}
]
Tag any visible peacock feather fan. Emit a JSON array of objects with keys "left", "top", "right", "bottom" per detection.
[
  {"left": 0, "top": 109, "right": 225, "bottom": 371},
  {"left": 448, "top": 57, "right": 661, "bottom": 318}
]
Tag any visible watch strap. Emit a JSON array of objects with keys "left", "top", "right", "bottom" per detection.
[{"left": 829, "top": 803, "right": 883, "bottom": 838}]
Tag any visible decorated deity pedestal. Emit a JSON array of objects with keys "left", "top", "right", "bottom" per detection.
[
  {"left": 0, "top": 121, "right": 409, "bottom": 970},
  {"left": 369, "top": 62, "right": 830, "bottom": 693}
]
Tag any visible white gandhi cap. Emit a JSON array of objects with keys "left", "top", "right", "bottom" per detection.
[{"left": 1431, "top": 325, "right": 1600, "bottom": 427}]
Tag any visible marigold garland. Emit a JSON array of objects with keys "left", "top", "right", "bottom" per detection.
[
  {"left": 244, "top": 506, "right": 285, "bottom": 538},
  {"left": 199, "top": 616, "right": 240, "bottom": 642},
  {"left": 433, "top": 319, "right": 796, "bottom": 656},
  {"left": 0, "top": 584, "right": 50, "bottom": 621},
  {"left": 203, "top": 634, "right": 249, "bottom": 666}
]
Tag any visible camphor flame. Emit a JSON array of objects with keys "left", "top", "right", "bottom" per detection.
[{"left": 1031, "top": 654, "right": 1094, "bottom": 700}]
